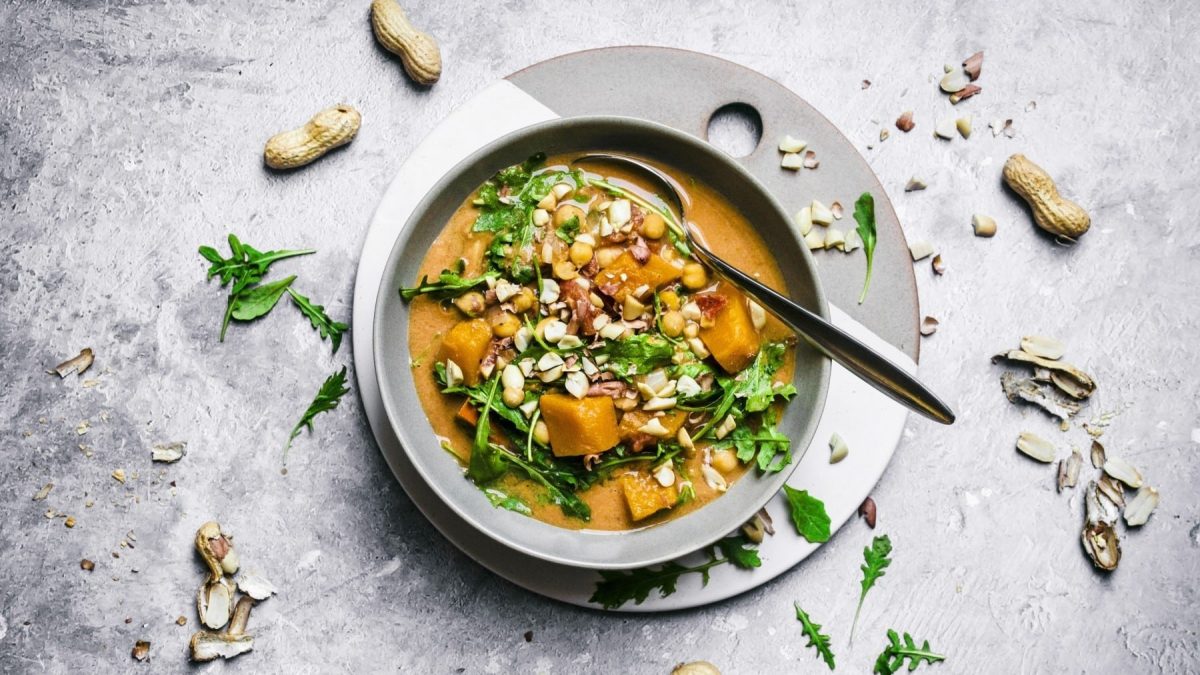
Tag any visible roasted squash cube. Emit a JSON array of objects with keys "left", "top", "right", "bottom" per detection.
[
  {"left": 538, "top": 394, "right": 620, "bottom": 457},
  {"left": 699, "top": 285, "right": 761, "bottom": 373},
  {"left": 595, "top": 251, "right": 682, "bottom": 302},
  {"left": 617, "top": 410, "right": 687, "bottom": 443},
  {"left": 620, "top": 471, "right": 677, "bottom": 521},
  {"left": 438, "top": 319, "right": 493, "bottom": 386}
]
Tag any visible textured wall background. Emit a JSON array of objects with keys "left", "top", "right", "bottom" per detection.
[{"left": 1, "top": 0, "right": 1198, "bottom": 672}]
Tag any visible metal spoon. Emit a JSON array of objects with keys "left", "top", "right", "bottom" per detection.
[{"left": 573, "top": 154, "right": 956, "bottom": 425}]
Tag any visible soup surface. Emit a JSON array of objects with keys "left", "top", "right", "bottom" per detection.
[{"left": 402, "top": 152, "right": 796, "bottom": 531}]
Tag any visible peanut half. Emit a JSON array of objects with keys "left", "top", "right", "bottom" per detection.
[
  {"left": 370, "top": 0, "right": 442, "bottom": 86},
  {"left": 264, "top": 105, "right": 361, "bottom": 170},
  {"left": 1002, "top": 154, "right": 1091, "bottom": 239}
]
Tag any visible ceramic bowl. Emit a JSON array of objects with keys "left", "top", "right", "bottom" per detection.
[{"left": 374, "top": 116, "right": 829, "bottom": 569}]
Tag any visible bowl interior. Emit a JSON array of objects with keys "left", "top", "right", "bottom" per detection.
[{"left": 373, "top": 116, "right": 830, "bottom": 569}]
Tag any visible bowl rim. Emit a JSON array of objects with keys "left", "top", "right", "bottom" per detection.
[{"left": 373, "top": 115, "right": 830, "bottom": 569}]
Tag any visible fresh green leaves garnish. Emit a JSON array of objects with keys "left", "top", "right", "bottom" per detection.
[
  {"left": 466, "top": 379, "right": 507, "bottom": 483},
  {"left": 853, "top": 192, "right": 877, "bottom": 304},
  {"left": 783, "top": 486, "right": 831, "bottom": 543},
  {"left": 720, "top": 409, "right": 792, "bottom": 472},
  {"left": 554, "top": 215, "right": 580, "bottom": 244},
  {"left": 589, "top": 536, "right": 760, "bottom": 609},
  {"left": 287, "top": 288, "right": 348, "bottom": 353},
  {"left": 286, "top": 367, "right": 350, "bottom": 453},
  {"left": 399, "top": 259, "right": 498, "bottom": 301},
  {"left": 872, "top": 630, "right": 945, "bottom": 675},
  {"left": 851, "top": 535, "right": 893, "bottom": 641},
  {"left": 597, "top": 333, "right": 676, "bottom": 379},
  {"left": 794, "top": 603, "right": 836, "bottom": 671},
  {"left": 737, "top": 342, "right": 797, "bottom": 413},
  {"left": 483, "top": 488, "right": 532, "bottom": 516},
  {"left": 199, "top": 234, "right": 314, "bottom": 340},
  {"left": 230, "top": 275, "right": 296, "bottom": 321}
]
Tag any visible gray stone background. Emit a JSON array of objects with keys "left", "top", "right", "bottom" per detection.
[{"left": 2, "top": 0, "right": 1198, "bottom": 672}]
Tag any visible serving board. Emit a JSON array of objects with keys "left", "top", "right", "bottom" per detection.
[{"left": 352, "top": 47, "right": 920, "bottom": 611}]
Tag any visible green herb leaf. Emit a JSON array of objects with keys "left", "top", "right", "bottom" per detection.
[
  {"left": 285, "top": 367, "right": 350, "bottom": 452},
  {"left": 721, "top": 410, "right": 793, "bottom": 472},
  {"left": 853, "top": 192, "right": 877, "bottom": 304},
  {"left": 794, "top": 603, "right": 836, "bottom": 671},
  {"left": 783, "top": 486, "right": 831, "bottom": 543},
  {"left": 287, "top": 288, "right": 348, "bottom": 353},
  {"left": 198, "top": 234, "right": 314, "bottom": 341},
  {"left": 466, "top": 379, "right": 507, "bottom": 484},
  {"left": 483, "top": 488, "right": 532, "bottom": 516},
  {"left": 852, "top": 535, "right": 893, "bottom": 642},
  {"left": 736, "top": 342, "right": 797, "bottom": 413},
  {"left": 554, "top": 215, "right": 581, "bottom": 244},
  {"left": 589, "top": 536, "right": 757, "bottom": 609},
  {"left": 872, "top": 630, "right": 945, "bottom": 675},
  {"left": 230, "top": 275, "right": 296, "bottom": 321},
  {"left": 598, "top": 333, "right": 676, "bottom": 380},
  {"left": 400, "top": 259, "right": 497, "bottom": 301}
]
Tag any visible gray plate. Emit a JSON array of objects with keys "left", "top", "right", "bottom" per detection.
[{"left": 373, "top": 116, "right": 830, "bottom": 569}]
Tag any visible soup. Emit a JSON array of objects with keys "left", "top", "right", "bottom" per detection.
[{"left": 400, "top": 152, "right": 796, "bottom": 531}]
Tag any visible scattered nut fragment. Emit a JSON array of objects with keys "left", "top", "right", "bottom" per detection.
[
  {"left": 939, "top": 66, "right": 971, "bottom": 93},
  {"left": 909, "top": 241, "right": 935, "bottom": 261},
  {"left": 842, "top": 230, "right": 862, "bottom": 252},
  {"left": 131, "top": 640, "right": 150, "bottom": 662},
  {"left": 1081, "top": 521, "right": 1120, "bottom": 572},
  {"left": 803, "top": 228, "right": 825, "bottom": 251},
  {"left": 1103, "top": 457, "right": 1144, "bottom": 489},
  {"left": 1003, "top": 154, "right": 1091, "bottom": 240},
  {"left": 824, "top": 228, "right": 845, "bottom": 250},
  {"left": 795, "top": 206, "right": 813, "bottom": 235},
  {"left": 151, "top": 441, "right": 186, "bottom": 463},
  {"left": 828, "top": 433, "right": 850, "bottom": 464},
  {"left": 858, "top": 497, "right": 877, "bottom": 529},
  {"left": 802, "top": 150, "right": 819, "bottom": 169},
  {"left": 971, "top": 214, "right": 997, "bottom": 238},
  {"left": 994, "top": 349, "right": 1095, "bottom": 399},
  {"left": 879, "top": 128, "right": 890, "bottom": 142},
  {"left": 905, "top": 177, "right": 927, "bottom": 192},
  {"left": 780, "top": 153, "right": 804, "bottom": 170},
  {"left": 190, "top": 632, "right": 254, "bottom": 663},
  {"left": 263, "top": 104, "right": 362, "bottom": 170},
  {"left": 197, "top": 577, "right": 235, "bottom": 630},
  {"left": 1090, "top": 440, "right": 1106, "bottom": 469},
  {"left": 949, "top": 84, "right": 981, "bottom": 104},
  {"left": 1016, "top": 431, "right": 1057, "bottom": 463},
  {"left": 1097, "top": 474, "right": 1125, "bottom": 508},
  {"left": 956, "top": 116, "right": 972, "bottom": 138},
  {"left": 64, "top": 516, "right": 76, "bottom": 528},
  {"left": 1020, "top": 335, "right": 1065, "bottom": 360},
  {"left": 934, "top": 117, "right": 958, "bottom": 139},
  {"left": 830, "top": 201, "right": 843, "bottom": 220},
  {"left": 931, "top": 254, "right": 946, "bottom": 276},
  {"left": 237, "top": 572, "right": 278, "bottom": 601},
  {"left": 228, "top": 595, "right": 255, "bottom": 637},
  {"left": 962, "top": 51, "right": 983, "bottom": 80},
  {"left": 1026, "top": 100, "right": 1037, "bottom": 112},
  {"left": 740, "top": 509, "right": 775, "bottom": 544},
  {"left": 111, "top": 469, "right": 126, "bottom": 484},
  {"left": 176, "top": 615, "right": 188, "bottom": 626},
  {"left": 53, "top": 348, "right": 94, "bottom": 378},
  {"left": 1057, "top": 448, "right": 1082, "bottom": 492},
  {"left": 895, "top": 111, "right": 915, "bottom": 132},
  {"left": 195, "top": 521, "right": 239, "bottom": 582},
  {"left": 1123, "top": 486, "right": 1159, "bottom": 527},
  {"left": 33, "top": 483, "right": 53, "bottom": 501},
  {"left": 861, "top": 79, "right": 871, "bottom": 89},
  {"left": 1087, "top": 480, "right": 1120, "bottom": 524},
  {"left": 920, "top": 316, "right": 939, "bottom": 336},
  {"left": 370, "top": 0, "right": 442, "bottom": 85},
  {"left": 81, "top": 558, "right": 95, "bottom": 571},
  {"left": 673, "top": 662, "right": 721, "bottom": 675},
  {"left": 778, "top": 135, "right": 807, "bottom": 153},
  {"left": 990, "top": 118, "right": 1015, "bottom": 138},
  {"left": 810, "top": 200, "right": 834, "bottom": 225}
]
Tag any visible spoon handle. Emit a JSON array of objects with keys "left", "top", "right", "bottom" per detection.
[{"left": 691, "top": 242, "right": 956, "bottom": 425}]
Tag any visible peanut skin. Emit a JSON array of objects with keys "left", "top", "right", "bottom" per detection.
[
  {"left": 263, "top": 105, "right": 361, "bottom": 170},
  {"left": 1002, "top": 154, "right": 1091, "bottom": 239},
  {"left": 370, "top": 0, "right": 441, "bottom": 86}
]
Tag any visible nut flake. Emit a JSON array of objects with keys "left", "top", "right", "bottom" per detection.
[
  {"left": 1123, "top": 486, "right": 1159, "bottom": 527},
  {"left": 1000, "top": 373, "right": 1081, "bottom": 420},
  {"left": 949, "top": 84, "right": 981, "bottom": 104},
  {"left": 131, "top": 640, "right": 151, "bottom": 662},
  {"left": 971, "top": 214, "right": 997, "bottom": 237},
  {"left": 802, "top": 151, "right": 819, "bottom": 169},
  {"left": 111, "top": 469, "right": 127, "bottom": 484},
  {"left": 53, "top": 348, "right": 94, "bottom": 378},
  {"left": 1102, "top": 456, "right": 1144, "bottom": 488},
  {"left": 858, "top": 497, "right": 877, "bottom": 528},
  {"left": 151, "top": 442, "right": 187, "bottom": 463},
  {"left": 1081, "top": 521, "right": 1120, "bottom": 572},
  {"left": 934, "top": 117, "right": 958, "bottom": 139},
  {"left": 700, "top": 464, "right": 728, "bottom": 493},
  {"left": 909, "top": 241, "right": 935, "bottom": 261},
  {"left": 1090, "top": 440, "right": 1106, "bottom": 469},
  {"left": 237, "top": 571, "right": 277, "bottom": 600},
  {"left": 1019, "top": 335, "right": 1065, "bottom": 360},
  {"left": 1016, "top": 431, "right": 1056, "bottom": 463},
  {"left": 1057, "top": 448, "right": 1082, "bottom": 492},
  {"left": 939, "top": 66, "right": 971, "bottom": 93},
  {"left": 920, "top": 316, "right": 939, "bottom": 336},
  {"left": 931, "top": 254, "right": 946, "bottom": 275},
  {"left": 197, "top": 577, "right": 235, "bottom": 630},
  {"left": 896, "top": 111, "right": 915, "bottom": 132},
  {"left": 828, "top": 433, "right": 849, "bottom": 463},
  {"left": 780, "top": 152, "right": 804, "bottom": 170},
  {"left": 778, "top": 135, "right": 807, "bottom": 153},
  {"left": 962, "top": 51, "right": 983, "bottom": 80},
  {"left": 33, "top": 483, "right": 54, "bottom": 501},
  {"left": 905, "top": 177, "right": 927, "bottom": 192},
  {"left": 190, "top": 632, "right": 254, "bottom": 662}
]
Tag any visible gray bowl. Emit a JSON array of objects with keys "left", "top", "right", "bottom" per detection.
[{"left": 373, "top": 116, "right": 830, "bottom": 569}]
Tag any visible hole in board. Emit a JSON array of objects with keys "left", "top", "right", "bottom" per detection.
[{"left": 705, "top": 103, "right": 763, "bottom": 158}]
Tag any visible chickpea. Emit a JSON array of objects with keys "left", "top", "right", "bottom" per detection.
[
  {"left": 681, "top": 262, "right": 708, "bottom": 290},
  {"left": 659, "top": 289, "right": 681, "bottom": 311},
  {"left": 711, "top": 448, "right": 739, "bottom": 474},
  {"left": 683, "top": 322, "right": 700, "bottom": 339},
  {"left": 534, "top": 317, "right": 555, "bottom": 340},
  {"left": 568, "top": 241, "right": 594, "bottom": 267},
  {"left": 552, "top": 260, "right": 578, "bottom": 280},
  {"left": 641, "top": 212, "right": 666, "bottom": 239},
  {"left": 660, "top": 310, "right": 685, "bottom": 337},
  {"left": 533, "top": 420, "right": 550, "bottom": 445},
  {"left": 553, "top": 204, "right": 586, "bottom": 228},
  {"left": 489, "top": 310, "right": 520, "bottom": 338},
  {"left": 502, "top": 386, "right": 524, "bottom": 408},
  {"left": 453, "top": 291, "right": 485, "bottom": 317},
  {"left": 511, "top": 288, "right": 535, "bottom": 313},
  {"left": 595, "top": 246, "right": 622, "bottom": 268}
]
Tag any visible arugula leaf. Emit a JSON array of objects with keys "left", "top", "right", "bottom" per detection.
[
  {"left": 554, "top": 215, "right": 581, "bottom": 244},
  {"left": 483, "top": 488, "right": 532, "bottom": 516},
  {"left": 230, "top": 275, "right": 296, "bottom": 321},
  {"left": 588, "top": 536, "right": 757, "bottom": 609},
  {"left": 794, "top": 603, "right": 836, "bottom": 671},
  {"left": 285, "top": 367, "right": 350, "bottom": 452},
  {"left": 854, "top": 192, "right": 878, "bottom": 304},
  {"left": 721, "top": 409, "right": 792, "bottom": 473},
  {"left": 400, "top": 259, "right": 498, "bottom": 301},
  {"left": 872, "top": 630, "right": 945, "bottom": 675},
  {"left": 495, "top": 152, "right": 546, "bottom": 187},
  {"left": 598, "top": 333, "right": 675, "bottom": 379},
  {"left": 783, "top": 486, "right": 831, "bottom": 543},
  {"left": 198, "top": 234, "right": 313, "bottom": 340},
  {"left": 852, "top": 535, "right": 893, "bottom": 641},
  {"left": 498, "top": 447, "right": 591, "bottom": 521},
  {"left": 466, "top": 379, "right": 507, "bottom": 484},
  {"left": 288, "top": 288, "right": 348, "bottom": 353},
  {"left": 737, "top": 342, "right": 797, "bottom": 413}
]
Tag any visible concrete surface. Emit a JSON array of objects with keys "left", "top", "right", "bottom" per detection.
[{"left": 2, "top": 0, "right": 1198, "bottom": 672}]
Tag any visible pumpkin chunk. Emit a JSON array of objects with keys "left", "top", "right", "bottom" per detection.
[
  {"left": 595, "top": 251, "right": 682, "bottom": 302},
  {"left": 538, "top": 394, "right": 620, "bottom": 457},
  {"left": 699, "top": 284, "right": 761, "bottom": 373},
  {"left": 617, "top": 410, "right": 687, "bottom": 444},
  {"left": 620, "top": 471, "right": 676, "bottom": 521},
  {"left": 438, "top": 319, "right": 492, "bottom": 386}
]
